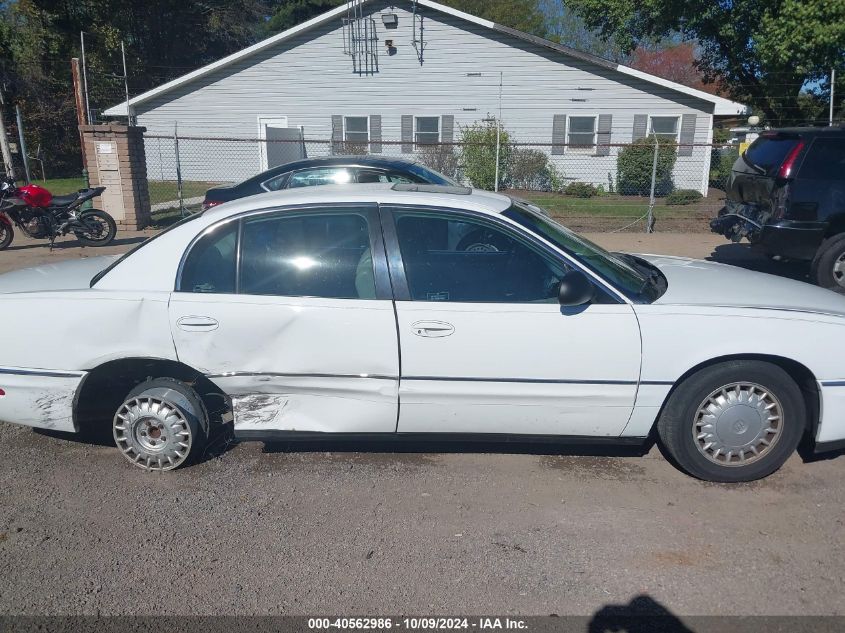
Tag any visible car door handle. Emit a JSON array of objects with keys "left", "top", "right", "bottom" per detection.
[
  {"left": 177, "top": 315, "right": 219, "bottom": 331},
  {"left": 412, "top": 321, "right": 455, "bottom": 338}
]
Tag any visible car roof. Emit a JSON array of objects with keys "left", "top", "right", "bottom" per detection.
[
  {"left": 203, "top": 183, "right": 514, "bottom": 217},
  {"left": 245, "top": 155, "right": 421, "bottom": 182},
  {"left": 761, "top": 126, "right": 845, "bottom": 137}
]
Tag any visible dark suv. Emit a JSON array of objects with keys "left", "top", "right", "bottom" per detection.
[{"left": 711, "top": 127, "right": 845, "bottom": 288}]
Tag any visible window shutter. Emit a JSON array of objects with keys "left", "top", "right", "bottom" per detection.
[
  {"left": 632, "top": 114, "right": 648, "bottom": 141},
  {"left": 551, "top": 115, "right": 566, "bottom": 155},
  {"left": 441, "top": 115, "right": 454, "bottom": 144},
  {"left": 331, "top": 115, "right": 343, "bottom": 155},
  {"left": 678, "top": 113, "right": 696, "bottom": 157},
  {"left": 369, "top": 115, "right": 382, "bottom": 153},
  {"left": 596, "top": 114, "right": 612, "bottom": 156},
  {"left": 401, "top": 115, "right": 413, "bottom": 153}
]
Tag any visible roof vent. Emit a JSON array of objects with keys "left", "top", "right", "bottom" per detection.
[{"left": 391, "top": 183, "right": 472, "bottom": 195}]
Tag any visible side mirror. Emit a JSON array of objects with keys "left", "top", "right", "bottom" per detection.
[{"left": 558, "top": 270, "right": 596, "bottom": 307}]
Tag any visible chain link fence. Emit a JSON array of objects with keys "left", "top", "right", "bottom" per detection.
[{"left": 143, "top": 130, "right": 740, "bottom": 233}]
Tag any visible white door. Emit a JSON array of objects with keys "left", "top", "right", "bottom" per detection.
[
  {"left": 169, "top": 205, "right": 399, "bottom": 434},
  {"left": 383, "top": 208, "right": 642, "bottom": 437},
  {"left": 257, "top": 117, "right": 304, "bottom": 171}
]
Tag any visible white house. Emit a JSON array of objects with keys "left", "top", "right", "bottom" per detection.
[{"left": 104, "top": 0, "right": 746, "bottom": 194}]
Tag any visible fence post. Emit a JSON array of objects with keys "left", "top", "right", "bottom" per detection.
[
  {"left": 174, "top": 122, "right": 185, "bottom": 217},
  {"left": 645, "top": 136, "right": 658, "bottom": 233},
  {"left": 493, "top": 120, "right": 501, "bottom": 192}
]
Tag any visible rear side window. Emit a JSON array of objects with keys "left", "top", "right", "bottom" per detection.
[
  {"left": 743, "top": 135, "right": 800, "bottom": 175},
  {"left": 179, "top": 221, "right": 238, "bottom": 293},
  {"left": 239, "top": 211, "right": 375, "bottom": 299},
  {"left": 288, "top": 167, "right": 353, "bottom": 188},
  {"left": 798, "top": 138, "right": 845, "bottom": 181}
]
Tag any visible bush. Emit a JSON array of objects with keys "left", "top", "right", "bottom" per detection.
[
  {"left": 416, "top": 144, "right": 462, "bottom": 182},
  {"left": 709, "top": 147, "right": 739, "bottom": 191},
  {"left": 506, "top": 148, "right": 564, "bottom": 192},
  {"left": 617, "top": 136, "right": 677, "bottom": 196},
  {"left": 564, "top": 181, "right": 598, "bottom": 198},
  {"left": 460, "top": 119, "right": 512, "bottom": 190},
  {"left": 665, "top": 189, "right": 704, "bottom": 205}
]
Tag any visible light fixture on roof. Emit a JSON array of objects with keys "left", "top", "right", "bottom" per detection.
[{"left": 381, "top": 12, "right": 397, "bottom": 27}]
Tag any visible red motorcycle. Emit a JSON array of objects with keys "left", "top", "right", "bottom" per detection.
[{"left": 0, "top": 177, "right": 117, "bottom": 250}]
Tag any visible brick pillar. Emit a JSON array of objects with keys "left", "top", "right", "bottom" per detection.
[{"left": 79, "top": 124, "right": 151, "bottom": 229}]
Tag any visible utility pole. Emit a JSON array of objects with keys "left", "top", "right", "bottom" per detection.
[
  {"left": 71, "top": 58, "right": 90, "bottom": 188},
  {"left": 0, "top": 88, "right": 15, "bottom": 179},
  {"left": 15, "top": 105, "right": 30, "bottom": 182},
  {"left": 120, "top": 40, "right": 131, "bottom": 125},
  {"left": 831, "top": 68, "right": 837, "bottom": 127},
  {"left": 80, "top": 31, "right": 92, "bottom": 123}
]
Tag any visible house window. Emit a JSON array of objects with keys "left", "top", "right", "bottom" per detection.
[
  {"left": 567, "top": 116, "right": 596, "bottom": 151},
  {"left": 344, "top": 116, "right": 369, "bottom": 147},
  {"left": 415, "top": 117, "right": 440, "bottom": 147},
  {"left": 649, "top": 116, "right": 680, "bottom": 142}
]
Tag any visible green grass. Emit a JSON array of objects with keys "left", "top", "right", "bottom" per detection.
[
  {"left": 147, "top": 180, "right": 220, "bottom": 205},
  {"left": 517, "top": 191, "right": 711, "bottom": 220},
  {"left": 30, "top": 177, "right": 218, "bottom": 206}
]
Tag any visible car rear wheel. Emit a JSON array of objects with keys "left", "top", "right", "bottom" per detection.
[
  {"left": 657, "top": 360, "right": 805, "bottom": 482},
  {"left": 811, "top": 233, "right": 845, "bottom": 290},
  {"left": 113, "top": 378, "right": 207, "bottom": 471}
]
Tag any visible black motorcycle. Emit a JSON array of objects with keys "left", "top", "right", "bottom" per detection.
[{"left": 0, "top": 177, "right": 117, "bottom": 250}]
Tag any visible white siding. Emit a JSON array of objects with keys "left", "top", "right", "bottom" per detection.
[{"left": 135, "top": 0, "right": 715, "bottom": 192}]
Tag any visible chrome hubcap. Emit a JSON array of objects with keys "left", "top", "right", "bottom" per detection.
[
  {"left": 832, "top": 253, "right": 845, "bottom": 288},
  {"left": 693, "top": 382, "right": 783, "bottom": 466},
  {"left": 113, "top": 395, "right": 193, "bottom": 471}
]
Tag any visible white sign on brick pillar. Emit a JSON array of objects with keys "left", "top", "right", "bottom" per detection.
[{"left": 95, "top": 141, "right": 126, "bottom": 222}]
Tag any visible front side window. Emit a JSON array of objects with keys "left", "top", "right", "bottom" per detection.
[
  {"left": 394, "top": 211, "right": 570, "bottom": 303},
  {"left": 344, "top": 116, "right": 369, "bottom": 148},
  {"left": 568, "top": 116, "right": 597, "bottom": 151},
  {"left": 649, "top": 116, "right": 680, "bottom": 142},
  {"left": 415, "top": 117, "right": 440, "bottom": 147},
  {"left": 179, "top": 221, "right": 238, "bottom": 294},
  {"left": 240, "top": 211, "right": 375, "bottom": 299},
  {"left": 503, "top": 202, "right": 651, "bottom": 300},
  {"left": 287, "top": 167, "right": 353, "bottom": 188}
]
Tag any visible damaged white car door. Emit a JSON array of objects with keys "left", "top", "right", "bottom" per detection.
[{"left": 168, "top": 204, "right": 399, "bottom": 434}]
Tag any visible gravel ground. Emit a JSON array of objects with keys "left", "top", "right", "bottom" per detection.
[{"left": 0, "top": 228, "right": 840, "bottom": 618}]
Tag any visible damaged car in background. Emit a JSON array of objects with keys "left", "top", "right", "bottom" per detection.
[
  {"left": 711, "top": 127, "right": 845, "bottom": 288},
  {"left": 2, "top": 184, "right": 845, "bottom": 483}
]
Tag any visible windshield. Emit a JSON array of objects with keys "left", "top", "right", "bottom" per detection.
[
  {"left": 503, "top": 202, "right": 653, "bottom": 300},
  {"left": 406, "top": 162, "right": 458, "bottom": 186},
  {"left": 90, "top": 211, "right": 205, "bottom": 287}
]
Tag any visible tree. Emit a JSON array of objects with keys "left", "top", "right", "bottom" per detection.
[
  {"left": 266, "top": 0, "right": 343, "bottom": 34},
  {"left": 0, "top": 0, "right": 272, "bottom": 176},
  {"left": 439, "top": 0, "right": 548, "bottom": 38},
  {"left": 563, "top": 0, "right": 845, "bottom": 125},
  {"left": 629, "top": 43, "right": 724, "bottom": 95}
]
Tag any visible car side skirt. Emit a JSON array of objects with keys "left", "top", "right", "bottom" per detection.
[{"left": 233, "top": 429, "right": 650, "bottom": 448}]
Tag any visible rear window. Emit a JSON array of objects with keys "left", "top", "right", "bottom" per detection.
[{"left": 743, "top": 134, "right": 800, "bottom": 175}]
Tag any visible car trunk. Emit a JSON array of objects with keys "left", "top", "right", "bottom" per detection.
[{"left": 713, "top": 132, "right": 803, "bottom": 241}]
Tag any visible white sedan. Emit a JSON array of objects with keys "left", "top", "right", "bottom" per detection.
[{"left": 2, "top": 184, "right": 845, "bottom": 482}]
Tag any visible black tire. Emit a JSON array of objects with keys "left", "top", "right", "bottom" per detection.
[
  {"left": 656, "top": 360, "right": 805, "bottom": 482},
  {"left": 74, "top": 210, "right": 117, "bottom": 247},
  {"left": 113, "top": 377, "right": 208, "bottom": 471},
  {"left": 0, "top": 222, "right": 12, "bottom": 250},
  {"left": 810, "top": 233, "right": 845, "bottom": 289}
]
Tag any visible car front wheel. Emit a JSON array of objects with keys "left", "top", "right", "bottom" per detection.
[
  {"left": 113, "top": 378, "right": 208, "bottom": 471},
  {"left": 657, "top": 360, "right": 805, "bottom": 482}
]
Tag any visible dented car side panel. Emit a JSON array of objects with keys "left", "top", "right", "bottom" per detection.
[
  {"left": 0, "top": 291, "right": 177, "bottom": 432},
  {"left": 168, "top": 292, "right": 400, "bottom": 433}
]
